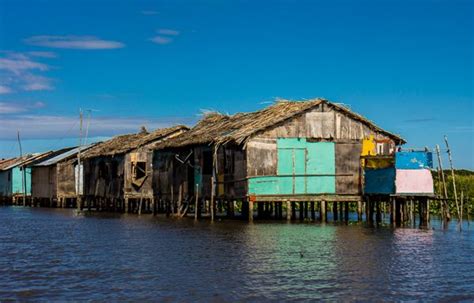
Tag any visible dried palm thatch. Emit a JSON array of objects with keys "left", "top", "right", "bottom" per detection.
[
  {"left": 154, "top": 98, "right": 405, "bottom": 149},
  {"left": 82, "top": 125, "right": 189, "bottom": 159}
]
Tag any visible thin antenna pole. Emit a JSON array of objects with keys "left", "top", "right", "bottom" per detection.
[
  {"left": 17, "top": 130, "right": 27, "bottom": 206},
  {"left": 444, "top": 135, "right": 460, "bottom": 221},
  {"left": 84, "top": 110, "right": 91, "bottom": 146},
  {"left": 436, "top": 145, "right": 450, "bottom": 221},
  {"left": 76, "top": 109, "right": 83, "bottom": 209}
]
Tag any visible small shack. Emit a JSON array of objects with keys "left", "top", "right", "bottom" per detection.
[
  {"left": 0, "top": 151, "right": 64, "bottom": 205},
  {"left": 153, "top": 98, "right": 405, "bottom": 221},
  {"left": 81, "top": 125, "right": 188, "bottom": 212},
  {"left": 31, "top": 145, "right": 95, "bottom": 207}
]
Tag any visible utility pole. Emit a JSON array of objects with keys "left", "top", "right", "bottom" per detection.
[
  {"left": 17, "top": 130, "right": 27, "bottom": 206},
  {"left": 435, "top": 145, "right": 450, "bottom": 221},
  {"left": 444, "top": 135, "right": 460, "bottom": 221},
  {"left": 76, "top": 109, "right": 83, "bottom": 210}
]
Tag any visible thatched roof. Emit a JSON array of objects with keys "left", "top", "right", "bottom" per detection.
[
  {"left": 82, "top": 125, "right": 188, "bottom": 159},
  {"left": 154, "top": 98, "right": 405, "bottom": 149}
]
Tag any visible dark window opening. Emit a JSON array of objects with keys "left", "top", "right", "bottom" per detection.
[
  {"left": 202, "top": 150, "right": 213, "bottom": 175},
  {"left": 132, "top": 161, "right": 147, "bottom": 180}
]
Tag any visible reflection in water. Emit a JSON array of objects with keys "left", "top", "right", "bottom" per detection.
[{"left": 0, "top": 207, "right": 473, "bottom": 301}]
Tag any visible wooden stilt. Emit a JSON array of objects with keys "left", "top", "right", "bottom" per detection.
[
  {"left": 299, "top": 202, "right": 304, "bottom": 221},
  {"left": 333, "top": 202, "right": 338, "bottom": 221},
  {"left": 321, "top": 200, "right": 327, "bottom": 223},
  {"left": 357, "top": 200, "right": 362, "bottom": 222},
  {"left": 248, "top": 199, "right": 254, "bottom": 222},
  {"left": 344, "top": 202, "right": 349, "bottom": 222},
  {"left": 291, "top": 202, "right": 296, "bottom": 220},
  {"left": 286, "top": 201, "right": 291, "bottom": 221},
  {"left": 376, "top": 201, "right": 381, "bottom": 223},
  {"left": 310, "top": 202, "right": 315, "bottom": 221},
  {"left": 210, "top": 177, "right": 215, "bottom": 222}
]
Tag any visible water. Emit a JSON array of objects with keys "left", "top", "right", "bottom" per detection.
[{"left": 0, "top": 207, "right": 473, "bottom": 301}]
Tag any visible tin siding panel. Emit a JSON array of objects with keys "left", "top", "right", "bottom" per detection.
[
  {"left": 12, "top": 167, "right": 31, "bottom": 195},
  {"left": 395, "top": 152, "right": 433, "bottom": 169},
  {"left": 307, "top": 142, "right": 336, "bottom": 194},
  {"left": 364, "top": 168, "right": 395, "bottom": 194},
  {"left": 395, "top": 169, "right": 434, "bottom": 194}
]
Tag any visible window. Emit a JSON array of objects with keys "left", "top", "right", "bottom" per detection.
[
  {"left": 377, "top": 143, "right": 384, "bottom": 155},
  {"left": 202, "top": 150, "right": 213, "bottom": 175},
  {"left": 132, "top": 161, "right": 147, "bottom": 180}
]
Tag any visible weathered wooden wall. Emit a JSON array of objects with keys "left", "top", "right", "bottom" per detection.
[
  {"left": 216, "top": 144, "right": 247, "bottom": 199},
  {"left": 124, "top": 148, "right": 154, "bottom": 199},
  {"left": 57, "top": 161, "right": 76, "bottom": 198},
  {"left": 84, "top": 155, "right": 125, "bottom": 199},
  {"left": 153, "top": 148, "right": 192, "bottom": 200},
  {"left": 0, "top": 170, "right": 11, "bottom": 197},
  {"left": 31, "top": 166, "right": 57, "bottom": 199},
  {"left": 335, "top": 142, "right": 362, "bottom": 194}
]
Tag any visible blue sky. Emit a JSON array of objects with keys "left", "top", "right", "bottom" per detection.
[{"left": 0, "top": 0, "right": 472, "bottom": 168}]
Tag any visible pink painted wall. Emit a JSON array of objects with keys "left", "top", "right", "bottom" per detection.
[{"left": 395, "top": 169, "right": 434, "bottom": 194}]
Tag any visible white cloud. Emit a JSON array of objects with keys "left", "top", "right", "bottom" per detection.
[
  {"left": 149, "top": 36, "right": 173, "bottom": 45},
  {"left": 0, "top": 52, "right": 54, "bottom": 92},
  {"left": 0, "top": 114, "right": 187, "bottom": 140},
  {"left": 0, "top": 101, "right": 45, "bottom": 114},
  {"left": 0, "top": 85, "right": 12, "bottom": 94},
  {"left": 24, "top": 35, "right": 125, "bottom": 50},
  {"left": 157, "top": 29, "right": 180, "bottom": 36},
  {"left": 0, "top": 57, "right": 49, "bottom": 74}
]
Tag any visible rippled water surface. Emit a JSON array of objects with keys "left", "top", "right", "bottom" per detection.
[{"left": 0, "top": 206, "right": 473, "bottom": 301}]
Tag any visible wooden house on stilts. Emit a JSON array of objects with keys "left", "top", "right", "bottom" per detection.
[
  {"left": 81, "top": 125, "right": 188, "bottom": 213},
  {"left": 152, "top": 98, "right": 406, "bottom": 221},
  {"left": 31, "top": 144, "right": 96, "bottom": 208},
  {"left": 0, "top": 150, "right": 73, "bottom": 205}
]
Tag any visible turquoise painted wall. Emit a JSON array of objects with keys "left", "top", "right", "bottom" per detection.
[
  {"left": 248, "top": 138, "right": 336, "bottom": 195},
  {"left": 11, "top": 167, "right": 32, "bottom": 196}
]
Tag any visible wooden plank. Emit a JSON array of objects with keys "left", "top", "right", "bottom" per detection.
[{"left": 336, "top": 142, "right": 362, "bottom": 194}]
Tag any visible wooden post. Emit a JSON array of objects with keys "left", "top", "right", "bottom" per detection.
[
  {"left": 152, "top": 198, "right": 156, "bottom": 215},
  {"left": 357, "top": 200, "right": 362, "bottom": 222},
  {"left": 368, "top": 199, "right": 374, "bottom": 225},
  {"left": 310, "top": 202, "right": 315, "bottom": 221},
  {"left": 299, "top": 202, "right": 304, "bottom": 221},
  {"left": 194, "top": 184, "right": 199, "bottom": 221},
  {"left": 321, "top": 200, "right": 327, "bottom": 223},
  {"left": 436, "top": 144, "right": 450, "bottom": 220},
  {"left": 444, "top": 136, "right": 460, "bottom": 221},
  {"left": 291, "top": 202, "right": 296, "bottom": 220},
  {"left": 333, "top": 202, "right": 338, "bottom": 221},
  {"left": 375, "top": 201, "right": 381, "bottom": 223},
  {"left": 286, "top": 201, "right": 291, "bottom": 221},
  {"left": 344, "top": 202, "right": 349, "bottom": 222},
  {"left": 177, "top": 184, "right": 183, "bottom": 217},
  {"left": 124, "top": 198, "right": 129, "bottom": 213},
  {"left": 210, "top": 177, "right": 215, "bottom": 222},
  {"left": 248, "top": 199, "right": 254, "bottom": 222}
]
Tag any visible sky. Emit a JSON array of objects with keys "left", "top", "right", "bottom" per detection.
[{"left": 0, "top": 0, "right": 472, "bottom": 168}]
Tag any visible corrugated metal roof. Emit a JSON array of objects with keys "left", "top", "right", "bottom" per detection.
[
  {"left": 35, "top": 144, "right": 95, "bottom": 166},
  {"left": 2, "top": 152, "right": 49, "bottom": 170}
]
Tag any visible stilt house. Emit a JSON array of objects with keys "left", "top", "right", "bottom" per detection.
[
  {"left": 152, "top": 99, "right": 405, "bottom": 212},
  {"left": 31, "top": 144, "right": 95, "bottom": 207},
  {"left": 0, "top": 151, "right": 69, "bottom": 204},
  {"left": 81, "top": 125, "right": 188, "bottom": 211}
]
